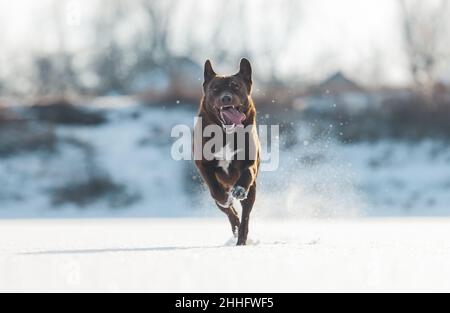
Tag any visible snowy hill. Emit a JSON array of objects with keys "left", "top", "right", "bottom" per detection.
[
  {"left": 1, "top": 101, "right": 450, "bottom": 218},
  {"left": 1, "top": 218, "right": 450, "bottom": 292}
]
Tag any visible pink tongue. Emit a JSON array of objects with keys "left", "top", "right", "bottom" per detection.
[{"left": 222, "top": 108, "right": 246, "bottom": 125}]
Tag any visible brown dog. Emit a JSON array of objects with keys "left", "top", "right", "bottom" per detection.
[{"left": 194, "top": 59, "right": 260, "bottom": 246}]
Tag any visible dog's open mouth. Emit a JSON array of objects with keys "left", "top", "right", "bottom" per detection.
[{"left": 219, "top": 105, "right": 246, "bottom": 131}]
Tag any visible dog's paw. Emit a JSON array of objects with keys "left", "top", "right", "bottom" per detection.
[
  {"left": 224, "top": 236, "right": 238, "bottom": 247},
  {"left": 215, "top": 193, "right": 233, "bottom": 208},
  {"left": 232, "top": 185, "right": 248, "bottom": 201}
]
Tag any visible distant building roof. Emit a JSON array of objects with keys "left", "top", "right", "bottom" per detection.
[{"left": 316, "top": 71, "right": 364, "bottom": 94}]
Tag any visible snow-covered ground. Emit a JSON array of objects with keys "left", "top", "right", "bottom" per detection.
[{"left": 1, "top": 218, "right": 450, "bottom": 292}]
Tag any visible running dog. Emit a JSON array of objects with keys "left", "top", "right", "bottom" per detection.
[{"left": 194, "top": 58, "right": 260, "bottom": 246}]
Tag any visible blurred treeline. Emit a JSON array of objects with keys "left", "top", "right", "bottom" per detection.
[
  {"left": 0, "top": 0, "right": 305, "bottom": 102},
  {"left": 0, "top": 0, "right": 449, "bottom": 141},
  {"left": 0, "top": 1, "right": 448, "bottom": 101}
]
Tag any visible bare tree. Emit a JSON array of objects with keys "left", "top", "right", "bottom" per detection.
[
  {"left": 91, "top": 0, "right": 136, "bottom": 94},
  {"left": 89, "top": 0, "right": 179, "bottom": 94},
  {"left": 29, "top": 0, "right": 81, "bottom": 97},
  {"left": 399, "top": 0, "right": 450, "bottom": 99},
  {"left": 139, "top": 0, "right": 176, "bottom": 66},
  {"left": 203, "top": 0, "right": 302, "bottom": 85},
  {"left": 258, "top": 0, "right": 302, "bottom": 84},
  {"left": 0, "top": 18, "right": 4, "bottom": 95}
]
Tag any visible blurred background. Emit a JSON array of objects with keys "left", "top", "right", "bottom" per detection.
[{"left": 0, "top": 0, "right": 449, "bottom": 218}]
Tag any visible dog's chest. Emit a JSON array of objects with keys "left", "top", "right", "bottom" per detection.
[
  {"left": 214, "top": 144, "right": 241, "bottom": 175},
  {"left": 217, "top": 159, "right": 232, "bottom": 175}
]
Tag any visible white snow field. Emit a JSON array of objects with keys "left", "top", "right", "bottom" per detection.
[{"left": 1, "top": 218, "right": 450, "bottom": 292}]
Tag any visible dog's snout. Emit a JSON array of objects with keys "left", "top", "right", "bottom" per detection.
[{"left": 221, "top": 94, "right": 232, "bottom": 105}]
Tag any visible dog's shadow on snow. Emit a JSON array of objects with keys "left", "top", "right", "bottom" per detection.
[
  {"left": 20, "top": 245, "right": 227, "bottom": 256},
  {"left": 20, "top": 241, "right": 289, "bottom": 256}
]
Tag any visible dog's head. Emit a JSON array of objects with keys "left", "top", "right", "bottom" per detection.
[{"left": 202, "top": 58, "right": 253, "bottom": 133}]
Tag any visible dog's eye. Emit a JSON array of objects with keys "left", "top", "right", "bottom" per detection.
[
  {"left": 212, "top": 87, "right": 220, "bottom": 93},
  {"left": 231, "top": 83, "right": 240, "bottom": 90}
]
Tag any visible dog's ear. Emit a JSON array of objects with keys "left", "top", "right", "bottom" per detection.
[
  {"left": 204, "top": 60, "right": 216, "bottom": 87},
  {"left": 238, "top": 58, "right": 252, "bottom": 94}
]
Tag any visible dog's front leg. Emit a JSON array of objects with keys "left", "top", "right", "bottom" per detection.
[
  {"left": 237, "top": 183, "right": 256, "bottom": 246},
  {"left": 196, "top": 161, "right": 231, "bottom": 207},
  {"left": 232, "top": 165, "right": 258, "bottom": 246},
  {"left": 231, "top": 166, "right": 257, "bottom": 201},
  {"left": 196, "top": 161, "right": 240, "bottom": 235}
]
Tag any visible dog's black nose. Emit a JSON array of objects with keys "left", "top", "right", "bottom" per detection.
[{"left": 221, "top": 95, "right": 232, "bottom": 104}]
